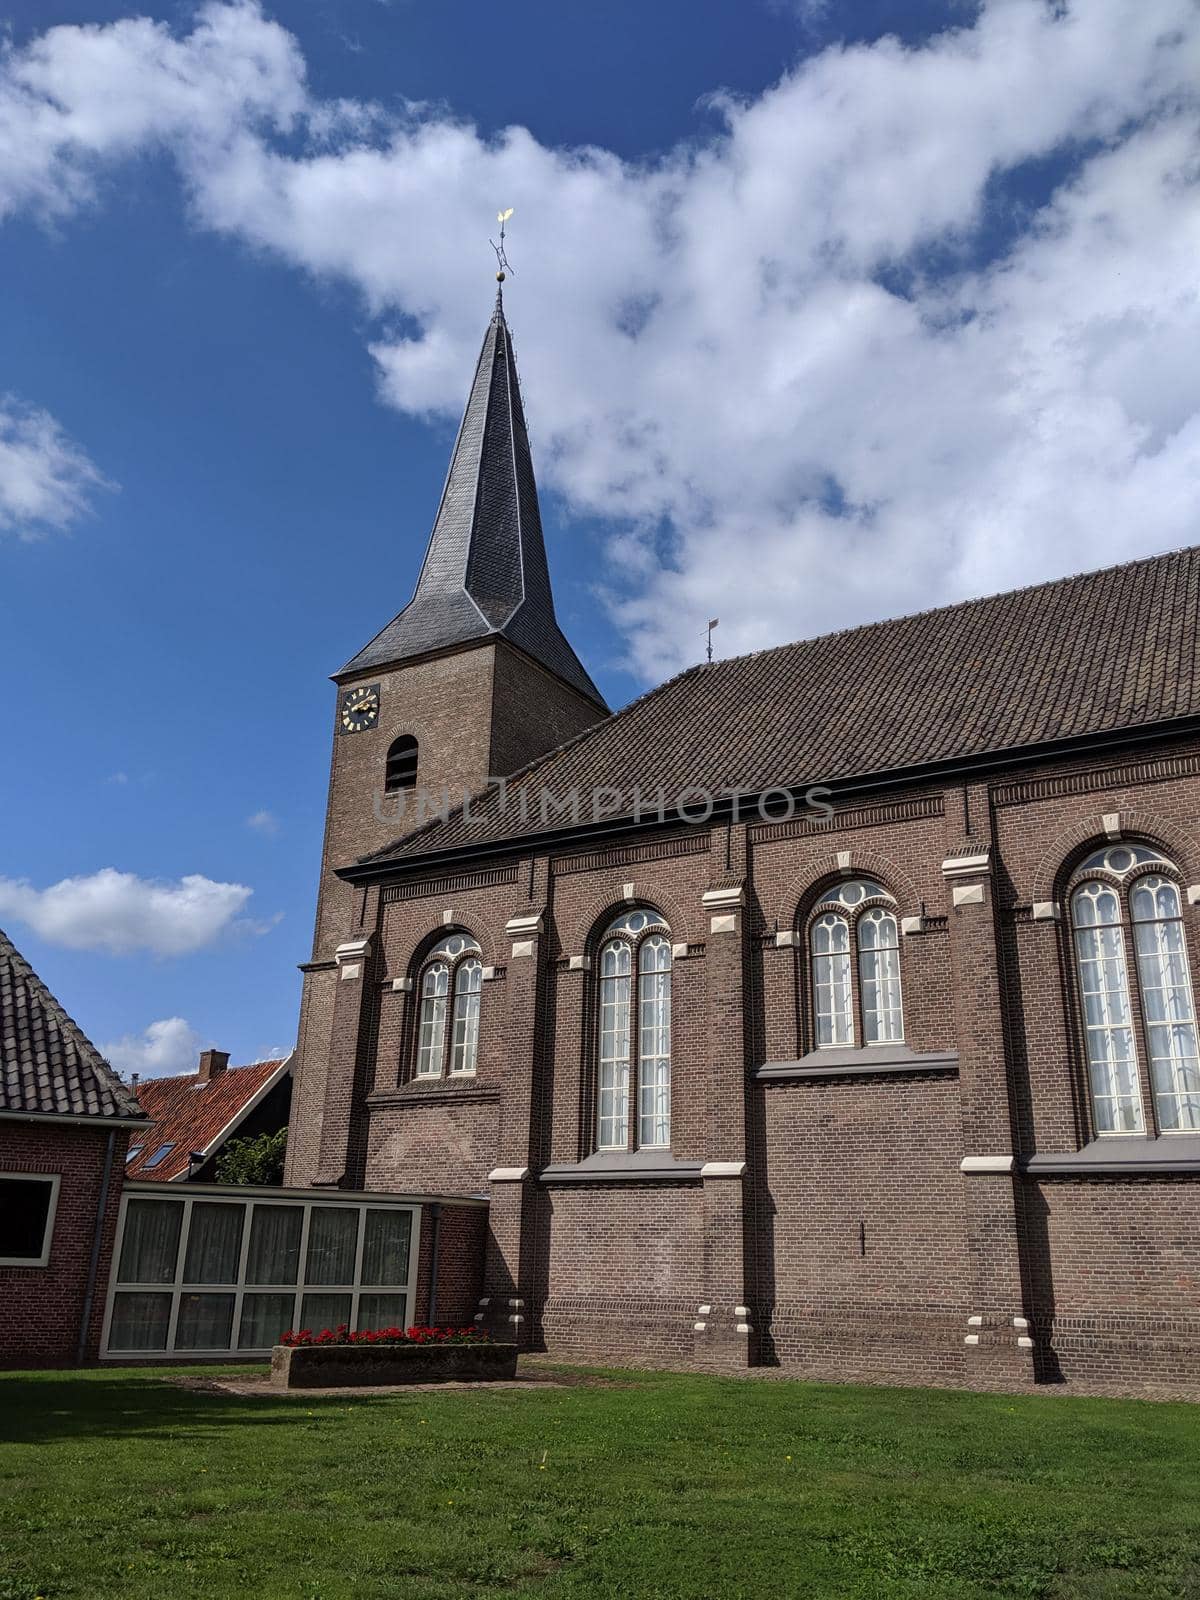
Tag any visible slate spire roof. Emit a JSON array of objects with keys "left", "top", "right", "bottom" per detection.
[
  {"left": 339, "top": 290, "right": 606, "bottom": 708},
  {"left": 0, "top": 926, "right": 146, "bottom": 1121}
]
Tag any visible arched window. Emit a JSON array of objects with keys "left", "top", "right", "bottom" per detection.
[
  {"left": 385, "top": 735, "right": 419, "bottom": 793},
  {"left": 596, "top": 908, "right": 672, "bottom": 1150},
  {"left": 1069, "top": 845, "right": 1199, "bottom": 1134},
  {"left": 808, "top": 879, "right": 903, "bottom": 1047},
  {"left": 414, "top": 933, "right": 482, "bottom": 1079}
]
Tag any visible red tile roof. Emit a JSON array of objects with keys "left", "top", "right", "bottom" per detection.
[{"left": 126, "top": 1058, "right": 290, "bottom": 1181}]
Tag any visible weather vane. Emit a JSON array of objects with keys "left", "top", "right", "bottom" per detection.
[{"left": 491, "top": 208, "right": 515, "bottom": 282}]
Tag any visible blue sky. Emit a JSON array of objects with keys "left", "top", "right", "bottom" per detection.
[{"left": 1, "top": 0, "right": 1197, "bottom": 1075}]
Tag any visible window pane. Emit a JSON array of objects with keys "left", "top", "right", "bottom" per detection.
[
  {"left": 183, "top": 1203, "right": 244, "bottom": 1284},
  {"left": 175, "top": 1292, "right": 236, "bottom": 1350},
  {"left": 598, "top": 940, "right": 631, "bottom": 1148},
  {"left": 416, "top": 963, "right": 449, "bottom": 1076},
  {"left": 451, "top": 958, "right": 482, "bottom": 1074},
  {"left": 245, "top": 1204, "right": 302, "bottom": 1285},
  {"left": 305, "top": 1207, "right": 359, "bottom": 1286},
  {"left": 859, "top": 911, "right": 903, "bottom": 1043},
  {"left": 0, "top": 1177, "right": 54, "bottom": 1261},
  {"left": 638, "top": 936, "right": 671, "bottom": 1147},
  {"left": 1071, "top": 884, "right": 1145, "bottom": 1133},
  {"left": 357, "top": 1292, "right": 408, "bottom": 1329},
  {"left": 117, "top": 1198, "right": 183, "bottom": 1284},
  {"left": 812, "top": 914, "right": 853, "bottom": 1046},
  {"left": 239, "top": 1292, "right": 296, "bottom": 1349},
  {"left": 361, "top": 1209, "right": 412, "bottom": 1286},
  {"left": 1131, "top": 876, "right": 1200, "bottom": 1131},
  {"left": 108, "top": 1291, "right": 171, "bottom": 1351},
  {"left": 301, "top": 1292, "right": 352, "bottom": 1331}
]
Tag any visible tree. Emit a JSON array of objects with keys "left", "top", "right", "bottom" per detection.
[{"left": 214, "top": 1126, "right": 287, "bottom": 1186}]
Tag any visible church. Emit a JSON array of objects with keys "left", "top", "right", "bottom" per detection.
[{"left": 285, "top": 283, "right": 1200, "bottom": 1393}]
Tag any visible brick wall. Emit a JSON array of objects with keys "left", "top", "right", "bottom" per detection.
[
  {"left": 291, "top": 721, "right": 1200, "bottom": 1393},
  {"left": 410, "top": 1201, "right": 488, "bottom": 1327},
  {"left": 0, "top": 1120, "right": 129, "bottom": 1368}
]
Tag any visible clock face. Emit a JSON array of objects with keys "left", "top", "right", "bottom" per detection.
[{"left": 340, "top": 684, "right": 380, "bottom": 734}]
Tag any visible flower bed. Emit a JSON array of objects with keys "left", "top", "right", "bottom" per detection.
[{"left": 271, "top": 1324, "right": 518, "bottom": 1388}]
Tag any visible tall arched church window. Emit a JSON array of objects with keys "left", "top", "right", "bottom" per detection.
[
  {"left": 414, "top": 933, "right": 482, "bottom": 1079},
  {"left": 808, "top": 880, "right": 903, "bottom": 1047},
  {"left": 1070, "top": 845, "right": 1200, "bottom": 1134},
  {"left": 596, "top": 909, "right": 672, "bottom": 1151},
  {"left": 385, "top": 735, "right": 419, "bottom": 793}
]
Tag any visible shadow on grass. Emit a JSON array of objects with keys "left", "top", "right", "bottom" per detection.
[{"left": 0, "top": 1370, "right": 386, "bottom": 1449}]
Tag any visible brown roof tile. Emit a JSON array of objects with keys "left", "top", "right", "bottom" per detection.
[
  {"left": 360, "top": 546, "right": 1200, "bottom": 867},
  {"left": 0, "top": 927, "right": 145, "bottom": 1121}
]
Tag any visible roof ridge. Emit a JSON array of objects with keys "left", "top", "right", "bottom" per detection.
[{"left": 687, "top": 542, "right": 1200, "bottom": 679}]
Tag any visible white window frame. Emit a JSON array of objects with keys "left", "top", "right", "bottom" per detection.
[
  {"left": 100, "top": 1187, "right": 422, "bottom": 1359},
  {"left": 0, "top": 1171, "right": 61, "bottom": 1268}
]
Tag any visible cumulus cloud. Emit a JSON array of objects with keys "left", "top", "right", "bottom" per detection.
[
  {"left": 0, "top": 396, "right": 113, "bottom": 538},
  {"left": 102, "top": 1016, "right": 203, "bottom": 1078},
  {"left": 3, "top": 0, "right": 1199, "bottom": 674},
  {"left": 245, "top": 808, "right": 279, "bottom": 834},
  {"left": 0, "top": 867, "right": 258, "bottom": 955}
]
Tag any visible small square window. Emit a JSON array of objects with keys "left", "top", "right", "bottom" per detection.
[
  {"left": 125, "top": 1146, "right": 144, "bottom": 1164},
  {"left": 0, "top": 1174, "right": 61, "bottom": 1267},
  {"left": 142, "top": 1143, "right": 176, "bottom": 1170}
]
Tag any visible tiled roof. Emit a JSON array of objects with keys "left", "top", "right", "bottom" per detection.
[
  {"left": 0, "top": 927, "right": 145, "bottom": 1121},
  {"left": 126, "top": 1058, "right": 291, "bottom": 1181},
  {"left": 361, "top": 546, "right": 1200, "bottom": 866},
  {"left": 338, "top": 292, "right": 606, "bottom": 710}
]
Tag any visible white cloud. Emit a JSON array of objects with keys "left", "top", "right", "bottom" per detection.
[
  {"left": 102, "top": 1016, "right": 202, "bottom": 1078},
  {"left": 0, "top": 396, "right": 113, "bottom": 539},
  {"left": 0, "top": 867, "right": 257, "bottom": 955},
  {"left": 2, "top": 1, "right": 1199, "bottom": 674},
  {"left": 245, "top": 808, "right": 279, "bottom": 834}
]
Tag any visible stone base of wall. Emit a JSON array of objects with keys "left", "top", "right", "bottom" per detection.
[
  {"left": 1031, "top": 1313, "right": 1200, "bottom": 1392},
  {"left": 270, "top": 1341, "right": 518, "bottom": 1388},
  {"left": 539, "top": 1295, "right": 698, "bottom": 1367}
]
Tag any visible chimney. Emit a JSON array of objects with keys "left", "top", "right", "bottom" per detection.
[{"left": 197, "top": 1049, "right": 229, "bottom": 1083}]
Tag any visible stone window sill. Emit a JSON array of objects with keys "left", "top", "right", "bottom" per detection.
[
  {"left": 1023, "top": 1135, "right": 1200, "bottom": 1175},
  {"left": 754, "top": 1045, "right": 959, "bottom": 1081},
  {"left": 367, "top": 1080, "right": 500, "bottom": 1109},
  {"left": 539, "top": 1151, "right": 703, "bottom": 1185}
]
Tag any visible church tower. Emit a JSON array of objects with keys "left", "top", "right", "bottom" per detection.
[{"left": 286, "top": 288, "right": 607, "bottom": 1186}]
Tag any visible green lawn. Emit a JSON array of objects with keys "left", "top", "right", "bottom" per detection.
[{"left": 2, "top": 1365, "right": 1199, "bottom": 1600}]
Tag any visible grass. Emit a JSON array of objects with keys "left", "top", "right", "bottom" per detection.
[{"left": 2, "top": 1365, "right": 1199, "bottom": 1599}]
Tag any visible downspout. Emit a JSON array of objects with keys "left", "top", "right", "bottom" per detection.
[
  {"left": 427, "top": 1203, "right": 442, "bottom": 1325},
  {"left": 76, "top": 1128, "right": 117, "bottom": 1366}
]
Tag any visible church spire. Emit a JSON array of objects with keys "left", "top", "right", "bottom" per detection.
[{"left": 339, "top": 291, "right": 605, "bottom": 710}]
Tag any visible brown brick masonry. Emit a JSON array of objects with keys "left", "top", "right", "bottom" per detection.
[{"left": 0, "top": 1120, "right": 129, "bottom": 1368}]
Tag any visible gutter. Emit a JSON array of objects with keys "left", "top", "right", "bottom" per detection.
[
  {"left": 337, "top": 713, "right": 1200, "bottom": 885},
  {"left": 0, "top": 1109, "right": 149, "bottom": 1130}
]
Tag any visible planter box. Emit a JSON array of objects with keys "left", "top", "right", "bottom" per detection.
[{"left": 270, "top": 1341, "right": 519, "bottom": 1389}]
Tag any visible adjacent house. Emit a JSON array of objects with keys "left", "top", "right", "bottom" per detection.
[
  {"left": 0, "top": 928, "right": 149, "bottom": 1367},
  {"left": 127, "top": 1051, "right": 293, "bottom": 1183}
]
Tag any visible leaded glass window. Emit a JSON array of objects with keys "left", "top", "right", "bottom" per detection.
[
  {"left": 596, "top": 908, "right": 671, "bottom": 1150},
  {"left": 808, "top": 880, "right": 904, "bottom": 1047},
  {"left": 1070, "top": 847, "right": 1200, "bottom": 1135},
  {"left": 413, "top": 933, "right": 482, "bottom": 1079}
]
